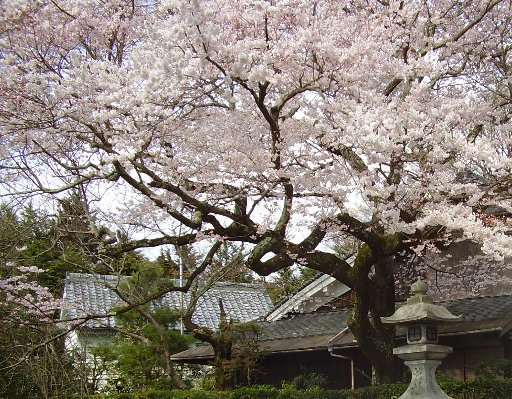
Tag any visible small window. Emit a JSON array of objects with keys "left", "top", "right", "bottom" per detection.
[
  {"left": 426, "top": 326, "right": 437, "bottom": 342},
  {"left": 408, "top": 326, "right": 422, "bottom": 342}
]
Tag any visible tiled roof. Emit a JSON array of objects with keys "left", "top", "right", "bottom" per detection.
[
  {"left": 172, "top": 309, "right": 353, "bottom": 362},
  {"left": 258, "top": 310, "right": 350, "bottom": 341},
  {"left": 260, "top": 294, "right": 512, "bottom": 342},
  {"left": 61, "top": 273, "right": 273, "bottom": 330},
  {"left": 442, "top": 294, "right": 512, "bottom": 321}
]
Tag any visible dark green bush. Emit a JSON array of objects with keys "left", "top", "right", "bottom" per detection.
[
  {"left": 351, "top": 384, "right": 407, "bottom": 399},
  {"left": 474, "top": 358, "right": 512, "bottom": 379},
  {"left": 443, "top": 377, "right": 512, "bottom": 399},
  {"left": 228, "top": 385, "right": 278, "bottom": 399},
  {"left": 89, "top": 377, "right": 512, "bottom": 399},
  {"left": 289, "top": 372, "right": 329, "bottom": 390}
]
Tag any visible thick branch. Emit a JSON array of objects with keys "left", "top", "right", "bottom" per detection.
[
  {"left": 105, "top": 234, "right": 197, "bottom": 257},
  {"left": 112, "top": 160, "right": 202, "bottom": 229},
  {"left": 321, "top": 142, "right": 368, "bottom": 173},
  {"left": 433, "top": 0, "right": 503, "bottom": 50}
]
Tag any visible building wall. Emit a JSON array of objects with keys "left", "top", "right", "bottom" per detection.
[
  {"left": 255, "top": 349, "right": 371, "bottom": 389},
  {"left": 348, "top": 332, "right": 511, "bottom": 385},
  {"left": 441, "top": 345, "right": 504, "bottom": 380},
  {"left": 419, "top": 332, "right": 511, "bottom": 381}
]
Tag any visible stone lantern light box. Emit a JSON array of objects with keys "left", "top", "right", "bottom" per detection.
[
  {"left": 381, "top": 278, "right": 462, "bottom": 399},
  {"left": 383, "top": 278, "right": 461, "bottom": 345}
]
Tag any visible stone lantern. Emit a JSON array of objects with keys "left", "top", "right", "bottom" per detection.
[{"left": 381, "top": 278, "right": 462, "bottom": 399}]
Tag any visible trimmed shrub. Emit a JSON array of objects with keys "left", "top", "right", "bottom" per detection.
[
  {"left": 229, "top": 385, "right": 278, "bottom": 399},
  {"left": 289, "top": 373, "right": 329, "bottom": 390},
  {"left": 442, "top": 377, "right": 512, "bottom": 399},
  {"left": 88, "top": 377, "right": 512, "bottom": 399},
  {"left": 351, "top": 384, "right": 407, "bottom": 399}
]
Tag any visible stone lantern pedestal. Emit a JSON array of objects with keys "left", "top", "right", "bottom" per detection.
[
  {"left": 381, "top": 278, "right": 462, "bottom": 399},
  {"left": 394, "top": 344, "right": 453, "bottom": 399}
]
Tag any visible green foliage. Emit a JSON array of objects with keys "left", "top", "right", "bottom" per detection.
[
  {"left": 93, "top": 267, "right": 194, "bottom": 392},
  {"left": 439, "top": 377, "right": 512, "bottom": 399},
  {"left": 0, "top": 325, "right": 81, "bottom": 399},
  {"left": 287, "top": 373, "right": 329, "bottom": 390},
  {"left": 208, "top": 242, "right": 256, "bottom": 283},
  {"left": 215, "top": 322, "right": 263, "bottom": 388},
  {"left": 349, "top": 384, "right": 407, "bottom": 399},
  {"left": 155, "top": 242, "right": 256, "bottom": 284},
  {"left": 0, "top": 201, "right": 100, "bottom": 295},
  {"left": 93, "top": 308, "right": 193, "bottom": 391},
  {"left": 0, "top": 203, "right": 86, "bottom": 398},
  {"left": 229, "top": 385, "right": 278, "bottom": 399},
  {"left": 474, "top": 358, "right": 512, "bottom": 379},
  {"left": 89, "top": 389, "right": 226, "bottom": 399},
  {"left": 88, "top": 386, "right": 348, "bottom": 399},
  {"left": 119, "top": 264, "right": 176, "bottom": 304},
  {"left": 0, "top": 199, "right": 171, "bottom": 397},
  {"left": 87, "top": 377, "right": 512, "bottom": 399}
]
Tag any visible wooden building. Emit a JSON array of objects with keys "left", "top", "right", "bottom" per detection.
[{"left": 172, "top": 290, "right": 512, "bottom": 388}]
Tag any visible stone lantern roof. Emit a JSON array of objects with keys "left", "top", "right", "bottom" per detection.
[{"left": 381, "top": 278, "right": 462, "bottom": 325}]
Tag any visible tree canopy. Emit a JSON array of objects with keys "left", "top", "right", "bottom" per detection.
[{"left": 1, "top": 0, "right": 512, "bottom": 383}]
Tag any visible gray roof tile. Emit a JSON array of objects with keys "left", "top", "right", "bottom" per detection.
[
  {"left": 61, "top": 273, "right": 273, "bottom": 330},
  {"left": 442, "top": 294, "right": 512, "bottom": 321},
  {"left": 257, "top": 310, "right": 350, "bottom": 340},
  {"left": 257, "top": 294, "right": 512, "bottom": 342}
]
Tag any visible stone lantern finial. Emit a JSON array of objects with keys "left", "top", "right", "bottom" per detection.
[
  {"left": 411, "top": 277, "right": 428, "bottom": 295},
  {"left": 408, "top": 277, "right": 432, "bottom": 305}
]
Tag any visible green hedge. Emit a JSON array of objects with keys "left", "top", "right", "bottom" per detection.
[
  {"left": 439, "top": 377, "right": 512, "bottom": 399},
  {"left": 89, "top": 378, "right": 512, "bottom": 399}
]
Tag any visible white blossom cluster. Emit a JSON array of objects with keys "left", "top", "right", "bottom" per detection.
[{"left": 0, "top": 266, "right": 60, "bottom": 322}]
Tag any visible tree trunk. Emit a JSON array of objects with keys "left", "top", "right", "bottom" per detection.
[
  {"left": 213, "top": 338, "right": 234, "bottom": 390},
  {"left": 213, "top": 298, "right": 235, "bottom": 390},
  {"left": 185, "top": 297, "right": 236, "bottom": 389},
  {"left": 348, "top": 249, "right": 399, "bottom": 385},
  {"left": 135, "top": 307, "right": 187, "bottom": 389},
  {"left": 347, "top": 299, "right": 397, "bottom": 384}
]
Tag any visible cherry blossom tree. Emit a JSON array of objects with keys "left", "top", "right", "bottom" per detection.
[
  {"left": 0, "top": 265, "right": 64, "bottom": 397},
  {"left": 1, "top": 0, "right": 512, "bottom": 383}
]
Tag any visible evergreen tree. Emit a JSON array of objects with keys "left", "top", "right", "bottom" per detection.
[{"left": 93, "top": 307, "right": 193, "bottom": 391}]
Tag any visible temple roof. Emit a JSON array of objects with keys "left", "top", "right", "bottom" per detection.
[{"left": 61, "top": 272, "right": 273, "bottom": 330}]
